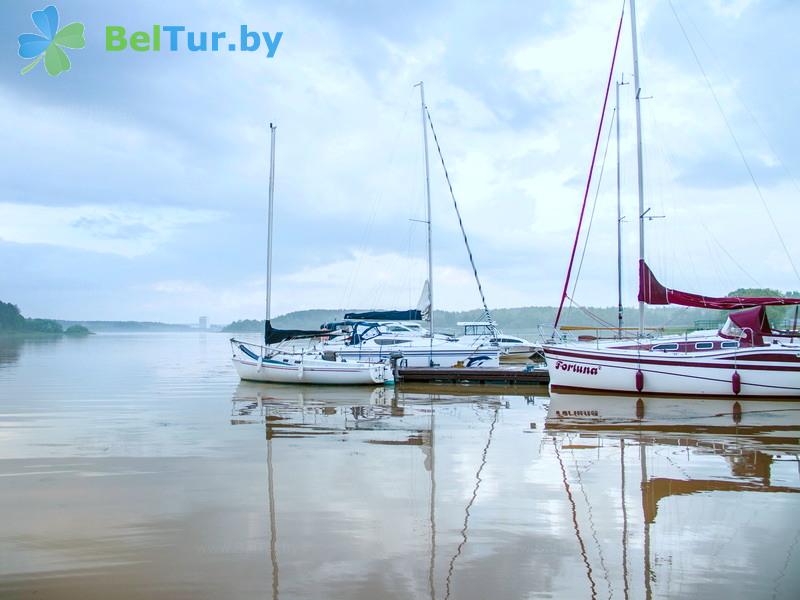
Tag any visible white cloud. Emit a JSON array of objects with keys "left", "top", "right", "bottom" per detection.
[
  {"left": 707, "top": 0, "right": 757, "bottom": 19},
  {"left": 0, "top": 203, "right": 222, "bottom": 257},
  {"left": 1, "top": 0, "right": 797, "bottom": 322}
]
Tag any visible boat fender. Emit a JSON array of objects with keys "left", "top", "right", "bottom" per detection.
[
  {"left": 732, "top": 371, "right": 741, "bottom": 395},
  {"left": 635, "top": 369, "right": 644, "bottom": 392},
  {"left": 636, "top": 398, "right": 645, "bottom": 420},
  {"left": 733, "top": 401, "right": 742, "bottom": 424}
]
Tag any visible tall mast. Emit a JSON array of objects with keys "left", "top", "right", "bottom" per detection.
[
  {"left": 416, "top": 81, "right": 434, "bottom": 339},
  {"left": 266, "top": 123, "right": 276, "bottom": 328},
  {"left": 630, "top": 0, "right": 646, "bottom": 336},
  {"left": 616, "top": 75, "right": 627, "bottom": 336}
]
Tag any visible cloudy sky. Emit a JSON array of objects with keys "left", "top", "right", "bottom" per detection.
[{"left": 1, "top": 0, "right": 798, "bottom": 323}]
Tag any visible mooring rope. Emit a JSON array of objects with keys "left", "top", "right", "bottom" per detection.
[{"left": 425, "top": 106, "right": 495, "bottom": 327}]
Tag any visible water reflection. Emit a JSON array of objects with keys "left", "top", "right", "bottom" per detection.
[
  {"left": 0, "top": 335, "right": 66, "bottom": 368},
  {"left": 0, "top": 336, "right": 24, "bottom": 367},
  {"left": 545, "top": 392, "right": 800, "bottom": 600},
  {"left": 2, "top": 329, "right": 797, "bottom": 600},
  {"left": 230, "top": 382, "right": 510, "bottom": 600}
]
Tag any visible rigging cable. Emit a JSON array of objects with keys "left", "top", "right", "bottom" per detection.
[
  {"left": 681, "top": 4, "right": 800, "bottom": 201},
  {"left": 571, "top": 448, "right": 614, "bottom": 599},
  {"left": 667, "top": 0, "right": 800, "bottom": 286},
  {"left": 567, "top": 104, "right": 618, "bottom": 318},
  {"left": 565, "top": 295, "right": 617, "bottom": 329},
  {"left": 340, "top": 89, "right": 416, "bottom": 311},
  {"left": 554, "top": 436, "right": 598, "bottom": 599},
  {"left": 444, "top": 406, "right": 499, "bottom": 600},
  {"left": 425, "top": 106, "right": 495, "bottom": 326},
  {"left": 554, "top": 0, "right": 626, "bottom": 329}
]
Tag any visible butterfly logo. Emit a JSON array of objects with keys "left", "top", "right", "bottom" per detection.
[{"left": 18, "top": 5, "right": 85, "bottom": 76}]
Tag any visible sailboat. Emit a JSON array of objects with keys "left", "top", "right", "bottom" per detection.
[
  {"left": 543, "top": 0, "right": 800, "bottom": 397},
  {"left": 318, "top": 82, "right": 501, "bottom": 369},
  {"left": 230, "top": 124, "right": 394, "bottom": 385}
]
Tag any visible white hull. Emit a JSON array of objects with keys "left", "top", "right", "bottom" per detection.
[
  {"left": 331, "top": 346, "right": 500, "bottom": 368},
  {"left": 499, "top": 345, "right": 540, "bottom": 359},
  {"left": 232, "top": 340, "right": 393, "bottom": 385},
  {"left": 544, "top": 344, "right": 800, "bottom": 397}
]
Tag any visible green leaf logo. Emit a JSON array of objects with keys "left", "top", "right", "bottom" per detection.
[{"left": 18, "top": 6, "right": 85, "bottom": 76}]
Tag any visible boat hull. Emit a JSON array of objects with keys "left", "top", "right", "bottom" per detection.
[
  {"left": 499, "top": 345, "right": 540, "bottom": 360},
  {"left": 543, "top": 344, "right": 800, "bottom": 398},
  {"left": 332, "top": 347, "right": 500, "bottom": 368},
  {"left": 231, "top": 341, "right": 393, "bottom": 385}
]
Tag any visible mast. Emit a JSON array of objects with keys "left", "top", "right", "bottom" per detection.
[
  {"left": 641, "top": 440, "right": 652, "bottom": 600},
  {"left": 267, "top": 406, "right": 280, "bottom": 600},
  {"left": 266, "top": 123, "right": 276, "bottom": 332},
  {"left": 428, "top": 407, "right": 436, "bottom": 600},
  {"left": 616, "top": 76, "right": 627, "bottom": 336},
  {"left": 630, "top": 0, "right": 646, "bottom": 336},
  {"left": 416, "top": 82, "right": 434, "bottom": 340}
]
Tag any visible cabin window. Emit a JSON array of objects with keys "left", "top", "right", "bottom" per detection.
[
  {"left": 695, "top": 342, "right": 714, "bottom": 350},
  {"left": 652, "top": 343, "right": 679, "bottom": 352},
  {"left": 721, "top": 341, "right": 740, "bottom": 349}
]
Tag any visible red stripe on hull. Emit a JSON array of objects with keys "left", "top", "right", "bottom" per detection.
[{"left": 545, "top": 347, "right": 800, "bottom": 372}]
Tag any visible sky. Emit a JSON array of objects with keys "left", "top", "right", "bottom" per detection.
[{"left": 1, "top": 0, "right": 798, "bottom": 324}]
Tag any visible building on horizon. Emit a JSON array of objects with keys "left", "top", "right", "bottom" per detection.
[{"left": 199, "top": 316, "right": 208, "bottom": 330}]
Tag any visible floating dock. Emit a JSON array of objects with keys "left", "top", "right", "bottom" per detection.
[{"left": 397, "top": 365, "right": 549, "bottom": 385}]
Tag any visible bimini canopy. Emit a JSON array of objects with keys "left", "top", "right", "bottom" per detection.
[
  {"left": 265, "top": 320, "right": 330, "bottom": 345},
  {"left": 638, "top": 260, "right": 800, "bottom": 310},
  {"left": 345, "top": 281, "right": 432, "bottom": 322},
  {"left": 344, "top": 310, "right": 423, "bottom": 321},
  {"left": 721, "top": 306, "right": 773, "bottom": 346}
]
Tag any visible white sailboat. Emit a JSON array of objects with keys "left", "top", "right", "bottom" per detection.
[
  {"left": 231, "top": 124, "right": 394, "bottom": 385},
  {"left": 543, "top": 0, "right": 800, "bottom": 397},
  {"left": 319, "top": 82, "right": 501, "bottom": 369}
]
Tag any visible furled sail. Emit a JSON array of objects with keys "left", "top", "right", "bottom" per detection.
[
  {"left": 265, "top": 320, "right": 330, "bottom": 345},
  {"left": 638, "top": 260, "right": 800, "bottom": 309},
  {"left": 343, "top": 310, "right": 423, "bottom": 321}
]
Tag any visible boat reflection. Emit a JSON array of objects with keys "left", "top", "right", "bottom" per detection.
[
  {"left": 545, "top": 392, "right": 800, "bottom": 449},
  {"left": 545, "top": 392, "right": 800, "bottom": 600},
  {"left": 229, "top": 381, "right": 506, "bottom": 600},
  {"left": 232, "top": 381, "right": 393, "bottom": 423}
]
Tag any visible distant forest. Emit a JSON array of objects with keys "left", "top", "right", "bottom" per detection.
[
  {"left": 0, "top": 301, "right": 89, "bottom": 336},
  {"left": 4, "top": 285, "right": 797, "bottom": 337},
  {"left": 57, "top": 320, "right": 194, "bottom": 332},
  {"left": 223, "top": 288, "right": 800, "bottom": 334},
  {"left": 223, "top": 306, "right": 722, "bottom": 334}
]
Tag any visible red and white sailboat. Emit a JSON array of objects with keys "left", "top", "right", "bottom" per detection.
[
  {"left": 543, "top": 0, "right": 800, "bottom": 398},
  {"left": 546, "top": 262, "right": 800, "bottom": 396}
]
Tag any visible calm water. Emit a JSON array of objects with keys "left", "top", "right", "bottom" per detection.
[{"left": 1, "top": 333, "right": 798, "bottom": 599}]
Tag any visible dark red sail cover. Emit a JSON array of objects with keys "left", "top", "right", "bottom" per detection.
[
  {"left": 728, "top": 306, "right": 772, "bottom": 346},
  {"left": 638, "top": 260, "right": 800, "bottom": 309}
]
